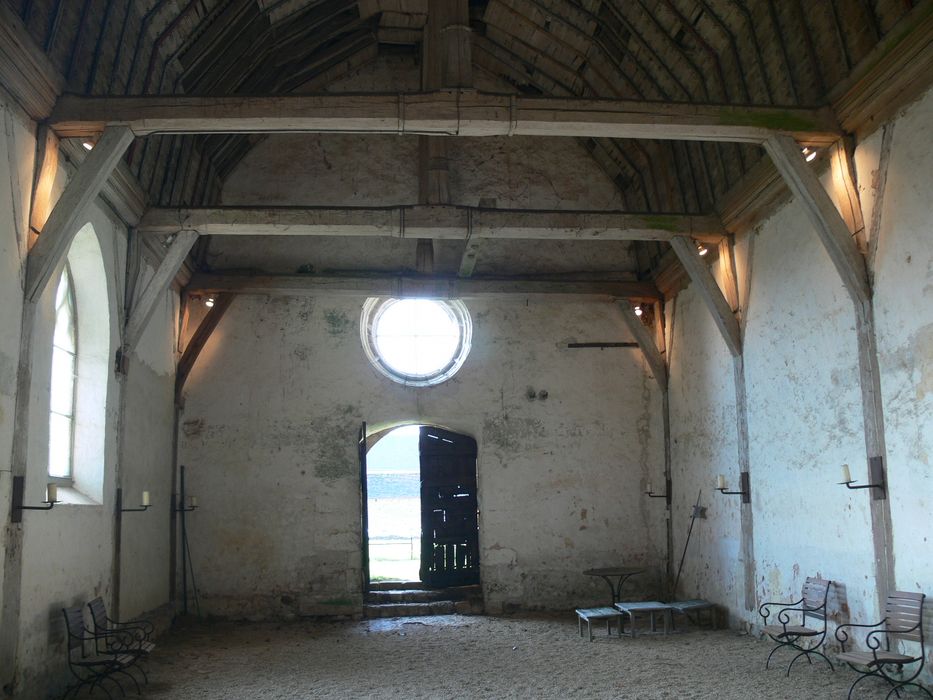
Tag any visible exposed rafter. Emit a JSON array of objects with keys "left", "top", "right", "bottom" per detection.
[
  {"left": 49, "top": 92, "right": 841, "bottom": 144},
  {"left": 25, "top": 126, "right": 135, "bottom": 302},
  {"left": 187, "top": 272, "right": 662, "bottom": 302},
  {"left": 175, "top": 293, "right": 236, "bottom": 399},
  {"left": 669, "top": 236, "right": 741, "bottom": 357},
  {"left": 124, "top": 231, "right": 199, "bottom": 351},
  {"left": 138, "top": 204, "right": 725, "bottom": 242},
  {"left": 617, "top": 301, "right": 667, "bottom": 391},
  {"left": 763, "top": 134, "right": 870, "bottom": 305}
]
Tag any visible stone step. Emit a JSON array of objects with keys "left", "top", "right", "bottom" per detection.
[
  {"left": 367, "top": 589, "right": 452, "bottom": 604},
  {"left": 363, "top": 601, "right": 457, "bottom": 618},
  {"left": 368, "top": 580, "right": 425, "bottom": 592}
]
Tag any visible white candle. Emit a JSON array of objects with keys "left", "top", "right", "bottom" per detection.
[
  {"left": 190, "top": 496, "right": 198, "bottom": 508},
  {"left": 717, "top": 474, "right": 726, "bottom": 490},
  {"left": 646, "top": 482, "right": 653, "bottom": 494},
  {"left": 46, "top": 483, "right": 58, "bottom": 503},
  {"left": 841, "top": 464, "right": 852, "bottom": 483},
  {"left": 142, "top": 490, "right": 150, "bottom": 507}
]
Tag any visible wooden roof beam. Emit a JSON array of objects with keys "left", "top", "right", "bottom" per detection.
[
  {"left": 26, "top": 126, "right": 136, "bottom": 302},
  {"left": 124, "top": 231, "right": 199, "bottom": 352},
  {"left": 49, "top": 91, "right": 840, "bottom": 145},
  {"left": 764, "top": 135, "right": 870, "bottom": 305},
  {"left": 669, "top": 236, "right": 742, "bottom": 357},
  {"left": 138, "top": 204, "right": 725, "bottom": 243},
  {"left": 617, "top": 301, "right": 667, "bottom": 391},
  {"left": 187, "top": 272, "right": 661, "bottom": 302}
]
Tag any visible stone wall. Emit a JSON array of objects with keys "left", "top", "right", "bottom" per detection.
[{"left": 177, "top": 295, "right": 666, "bottom": 616}]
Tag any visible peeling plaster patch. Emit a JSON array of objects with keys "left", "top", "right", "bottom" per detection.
[
  {"left": 182, "top": 418, "right": 205, "bottom": 437},
  {"left": 879, "top": 323, "right": 933, "bottom": 465},
  {"left": 484, "top": 545, "right": 517, "bottom": 567},
  {"left": 0, "top": 350, "right": 15, "bottom": 394},
  {"left": 323, "top": 309, "right": 351, "bottom": 338},
  {"left": 293, "top": 344, "right": 313, "bottom": 362},
  {"left": 914, "top": 324, "right": 933, "bottom": 400},
  {"left": 313, "top": 405, "right": 362, "bottom": 481},
  {"left": 636, "top": 370, "right": 652, "bottom": 473},
  {"left": 482, "top": 413, "right": 546, "bottom": 455}
]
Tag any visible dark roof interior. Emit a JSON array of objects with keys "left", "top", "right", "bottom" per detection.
[{"left": 7, "top": 0, "right": 917, "bottom": 283}]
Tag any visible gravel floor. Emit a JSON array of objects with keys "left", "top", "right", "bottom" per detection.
[{"left": 82, "top": 614, "right": 906, "bottom": 699}]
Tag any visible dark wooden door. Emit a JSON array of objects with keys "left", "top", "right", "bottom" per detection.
[
  {"left": 419, "top": 426, "right": 479, "bottom": 588},
  {"left": 358, "top": 422, "right": 370, "bottom": 593}
]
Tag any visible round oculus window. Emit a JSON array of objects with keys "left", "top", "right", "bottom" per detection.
[{"left": 361, "top": 298, "right": 472, "bottom": 386}]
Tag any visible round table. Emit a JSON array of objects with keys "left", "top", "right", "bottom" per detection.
[{"left": 583, "top": 567, "right": 644, "bottom": 606}]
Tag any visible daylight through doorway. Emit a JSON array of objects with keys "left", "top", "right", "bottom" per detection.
[{"left": 366, "top": 425, "right": 422, "bottom": 582}]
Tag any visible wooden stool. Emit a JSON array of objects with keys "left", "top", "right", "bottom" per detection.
[
  {"left": 575, "top": 607, "right": 625, "bottom": 641},
  {"left": 614, "top": 601, "right": 673, "bottom": 636}
]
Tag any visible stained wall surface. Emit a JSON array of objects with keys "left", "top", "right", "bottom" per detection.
[
  {"left": 185, "top": 79, "right": 665, "bottom": 616},
  {"left": 668, "top": 86, "right": 933, "bottom": 674},
  {"left": 0, "top": 91, "right": 178, "bottom": 697},
  {"left": 869, "top": 90, "right": 933, "bottom": 623},
  {"left": 177, "top": 295, "right": 666, "bottom": 615}
]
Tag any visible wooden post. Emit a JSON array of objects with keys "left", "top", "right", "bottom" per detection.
[
  {"left": 618, "top": 302, "right": 673, "bottom": 583},
  {"left": 459, "top": 198, "right": 496, "bottom": 278},
  {"left": 733, "top": 353, "right": 756, "bottom": 612},
  {"left": 764, "top": 131, "right": 897, "bottom": 610},
  {"left": 768, "top": 134, "right": 895, "bottom": 614},
  {"left": 669, "top": 235, "right": 757, "bottom": 610},
  {"left": 420, "top": 0, "right": 471, "bottom": 273},
  {"left": 25, "top": 126, "right": 135, "bottom": 302}
]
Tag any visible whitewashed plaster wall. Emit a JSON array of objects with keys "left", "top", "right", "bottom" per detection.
[
  {"left": 176, "top": 295, "right": 666, "bottom": 616},
  {"left": 119, "top": 284, "right": 177, "bottom": 620},
  {"left": 868, "top": 89, "right": 933, "bottom": 640},
  {"left": 197, "top": 66, "right": 661, "bottom": 617},
  {"left": 668, "top": 86, "right": 933, "bottom": 669},
  {"left": 666, "top": 279, "right": 742, "bottom": 615},
  {"left": 0, "top": 91, "right": 178, "bottom": 697},
  {"left": 743, "top": 199, "right": 876, "bottom": 626}
]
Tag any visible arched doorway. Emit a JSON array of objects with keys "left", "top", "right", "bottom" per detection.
[{"left": 359, "top": 424, "right": 479, "bottom": 590}]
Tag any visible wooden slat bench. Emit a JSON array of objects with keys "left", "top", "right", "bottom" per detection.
[
  {"left": 668, "top": 599, "right": 717, "bottom": 630},
  {"left": 614, "top": 601, "right": 673, "bottom": 636},
  {"left": 575, "top": 606, "right": 625, "bottom": 641}
]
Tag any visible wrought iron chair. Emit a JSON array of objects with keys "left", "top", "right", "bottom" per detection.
[
  {"left": 87, "top": 597, "right": 154, "bottom": 682},
  {"left": 61, "top": 606, "right": 141, "bottom": 699},
  {"left": 835, "top": 591, "right": 931, "bottom": 699},
  {"left": 758, "top": 576, "right": 833, "bottom": 675},
  {"left": 88, "top": 597, "right": 155, "bottom": 646}
]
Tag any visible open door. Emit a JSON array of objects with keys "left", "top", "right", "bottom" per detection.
[
  {"left": 419, "top": 426, "right": 479, "bottom": 588},
  {"left": 358, "top": 422, "right": 369, "bottom": 594}
]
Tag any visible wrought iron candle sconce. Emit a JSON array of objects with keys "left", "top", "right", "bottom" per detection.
[
  {"left": 645, "top": 478, "right": 672, "bottom": 506},
  {"left": 838, "top": 457, "right": 886, "bottom": 500},
  {"left": 11, "top": 476, "right": 59, "bottom": 523},
  {"left": 117, "top": 488, "right": 151, "bottom": 513},
  {"left": 716, "top": 471, "right": 751, "bottom": 504},
  {"left": 175, "top": 496, "right": 198, "bottom": 513},
  {"left": 174, "top": 496, "right": 198, "bottom": 513}
]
